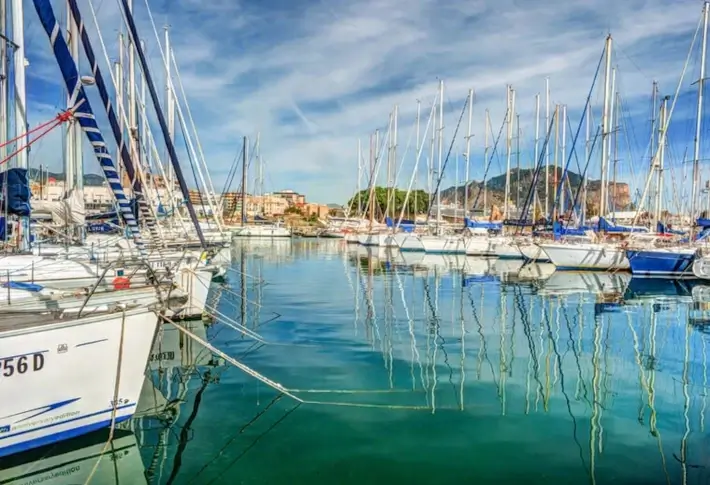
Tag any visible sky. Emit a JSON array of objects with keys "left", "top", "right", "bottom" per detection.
[{"left": 11, "top": 0, "right": 710, "bottom": 207}]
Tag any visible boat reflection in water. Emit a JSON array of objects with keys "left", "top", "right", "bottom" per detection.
[{"left": 0, "top": 428, "right": 145, "bottom": 484}]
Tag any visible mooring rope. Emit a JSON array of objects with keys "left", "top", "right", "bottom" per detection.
[
  {"left": 84, "top": 309, "right": 127, "bottom": 484},
  {"left": 162, "top": 314, "right": 444, "bottom": 411}
]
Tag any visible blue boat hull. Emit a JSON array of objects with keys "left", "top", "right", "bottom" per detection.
[{"left": 626, "top": 249, "right": 696, "bottom": 278}]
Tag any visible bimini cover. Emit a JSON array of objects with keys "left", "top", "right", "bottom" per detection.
[{"left": 0, "top": 168, "right": 31, "bottom": 217}]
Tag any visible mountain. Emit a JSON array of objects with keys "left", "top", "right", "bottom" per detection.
[
  {"left": 28, "top": 168, "right": 105, "bottom": 187},
  {"left": 440, "top": 168, "right": 631, "bottom": 216}
]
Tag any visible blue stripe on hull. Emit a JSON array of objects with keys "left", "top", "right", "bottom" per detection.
[
  {"left": 626, "top": 250, "right": 695, "bottom": 278},
  {"left": 555, "top": 266, "right": 628, "bottom": 272},
  {"left": 0, "top": 409, "right": 134, "bottom": 458}
]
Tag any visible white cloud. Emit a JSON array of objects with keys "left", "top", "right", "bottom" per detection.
[{"left": 20, "top": 0, "right": 709, "bottom": 206}]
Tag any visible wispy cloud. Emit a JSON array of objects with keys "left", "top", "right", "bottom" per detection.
[{"left": 20, "top": 0, "right": 708, "bottom": 206}]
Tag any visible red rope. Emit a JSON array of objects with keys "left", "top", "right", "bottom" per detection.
[{"left": 0, "top": 110, "right": 73, "bottom": 166}]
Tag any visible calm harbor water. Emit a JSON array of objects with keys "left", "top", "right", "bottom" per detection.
[{"left": 2, "top": 238, "right": 710, "bottom": 484}]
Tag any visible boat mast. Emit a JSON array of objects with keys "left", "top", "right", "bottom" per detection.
[
  {"left": 127, "top": 0, "right": 137, "bottom": 184},
  {"left": 429, "top": 96, "right": 436, "bottom": 224},
  {"left": 164, "top": 26, "right": 175, "bottom": 200},
  {"left": 240, "top": 135, "right": 247, "bottom": 226},
  {"left": 583, "top": 99, "right": 590, "bottom": 224},
  {"left": 393, "top": 104, "right": 398, "bottom": 224},
  {"left": 256, "top": 132, "right": 262, "bottom": 215},
  {"left": 691, "top": 1, "right": 709, "bottom": 239},
  {"left": 655, "top": 96, "right": 669, "bottom": 227},
  {"left": 612, "top": 93, "right": 619, "bottom": 223},
  {"left": 607, "top": 68, "right": 617, "bottom": 218},
  {"left": 67, "top": 0, "right": 83, "bottom": 242},
  {"left": 464, "top": 89, "right": 473, "bottom": 224},
  {"left": 484, "top": 109, "right": 490, "bottom": 217},
  {"left": 516, "top": 112, "right": 521, "bottom": 212},
  {"left": 560, "top": 104, "right": 566, "bottom": 218},
  {"left": 504, "top": 85, "right": 514, "bottom": 220},
  {"left": 117, "top": 33, "right": 125, "bottom": 186},
  {"left": 436, "top": 79, "right": 444, "bottom": 230},
  {"left": 415, "top": 99, "right": 421, "bottom": 219},
  {"left": 599, "top": 34, "right": 613, "bottom": 221},
  {"left": 544, "top": 77, "right": 550, "bottom": 217},
  {"left": 357, "top": 139, "right": 362, "bottom": 217},
  {"left": 0, "top": 1, "right": 6, "bottom": 167},
  {"left": 11, "top": 0, "right": 28, "bottom": 250},
  {"left": 533, "top": 93, "right": 540, "bottom": 220},
  {"left": 368, "top": 132, "right": 375, "bottom": 228}
]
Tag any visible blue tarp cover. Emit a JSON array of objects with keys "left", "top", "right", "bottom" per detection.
[
  {"left": 0, "top": 168, "right": 31, "bottom": 217},
  {"left": 2, "top": 281, "right": 43, "bottom": 292}
]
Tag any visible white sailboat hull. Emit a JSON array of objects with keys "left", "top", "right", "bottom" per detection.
[
  {"left": 419, "top": 235, "right": 466, "bottom": 254},
  {"left": 539, "top": 242, "right": 629, "bottom": 271},
  {"left": 0, "top": 309, "right": 159, "bottom": 457},
  {"left": 465, "top": 236, "right": 494, "bottom": 256},
  {"left": 232, "top": 225, "right": 291, "bottom": 237},
  {"left": 489, "top": 236, "right": 523, "bottom": 259}
]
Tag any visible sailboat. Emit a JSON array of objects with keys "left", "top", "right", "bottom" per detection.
[
  {"left": 631, "top": 3, "right": 709, "bottom": 279},
  {"left": 539, "top": 35, "right": 631, "bottom": 271},
  {"left": 231, "top": 136, "right": 291, "bottom": 238}
]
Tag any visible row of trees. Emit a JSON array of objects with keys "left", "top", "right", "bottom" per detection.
[{"left": 346, "top": 187, "right": 431, "bottom": 218}]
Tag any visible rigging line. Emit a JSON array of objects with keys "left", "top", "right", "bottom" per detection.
[
  {"left": 426, "top": 96, "right": 468, "bottom": 221},
  {"left": 116, "top": 0, "right": 207, "bottom": 247},
  {"left": 203, "top": 402, "right": 302, "bottom": 485},
  {"left": 552, "top": 47, "right": 605, "bottom": 221},
  {"left": 469, "top": 112, "right": 507, "bottom": 212},
  {"left": 187, "top": 393, "right": 285, "bottom": 484}
]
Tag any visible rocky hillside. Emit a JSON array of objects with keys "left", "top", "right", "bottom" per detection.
[{"left": 440, "top": 168, "right": 630, "bottom": 216}]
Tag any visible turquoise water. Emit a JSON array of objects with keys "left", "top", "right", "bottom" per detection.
[{"left": 3, "top": 238, "right": 710, "bottom": 484}]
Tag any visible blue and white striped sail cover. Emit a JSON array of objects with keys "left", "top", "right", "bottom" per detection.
[
  {"left": 62, "top": 0, "right": 162, "bottom": 247},
  {"left": 31, "top": 0, "right": 147, "bottom": 256}
]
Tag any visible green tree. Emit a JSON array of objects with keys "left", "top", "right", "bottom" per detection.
[
  {"left": 285, "top": 206, "right": 303, "bottom": 215},
  {"left": 346, "top": 187, "right": 430, "bottom": 218}
]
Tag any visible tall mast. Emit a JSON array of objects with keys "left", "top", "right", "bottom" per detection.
[
  {"left": 691, "top": 2, "right": 709, "bottom": 238},
  {"left": 516, "top": 112, "right": 521, "bottom": 212},
  {"left": 12, "top": 0, "right": 28, "bottom": 250},
  {"left": 544, "top": 77, "right": 550, "bottom": 217},
  {"left": 655, "top": 96, "right": 669, "bottom": 226},
  {"left": 464, "top": 89, "right": 473, "bottom": 223},
  {"left": 256, "top": 132, "right": 262, "bottom": 214},
  {"left": 504, "top": 85, "right": 513, "bottom": 220},
  {"left": 436, "top": 79, "right": 444, "bottom": 228},
  {"left": 533, "top": 93, "right": 540, "bottom": 219},
  {"left": 164, "top": 26, "right": 175, "bottom": 194},
  {"left": 240, "top": 135, "right": 247, "bottom": 226},
  {"left": 117, "top": 33, "right": 125, "bottom": 186},
  {"left": 0, "top": 1, "right": 7, "bottom": 165},
  {"left": 560, "top": 104, "right": 567, "bottom": 218},
  {"left": 429, "top": 96, "right": 436, "bottom": 218},
  {"left": 484, "top": 109, "right": 490, "bottom": 217},
  {"left": 599, "top": 34, "right": 613, "bottom": 220},
  {"left": 607, "top": 67, "right": 617, "bottom": 216},
  {"left": 357, "top": 139, "right": 362, "bottom": 217},
  {"left": 369, "top": 132, "right": 375, "bottom": 227},
  {"left": 552, "top": 104, "right": 559, "bottom": 220},
  {"left": 393, "top": 104, "right": 398, "bottom": 223},
  {"left": 612, "top": 94, "right": 619, "bottom": 222},
  {"left": 127, "top": 0, "right": 137, "bottom": 186},
  {"left": 584, "top": 99, "right": 590, "bottom": 223},
  {"left": 415, "top": 99, "right": 421, "bottom": 219}
]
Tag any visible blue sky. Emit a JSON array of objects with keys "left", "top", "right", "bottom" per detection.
[{"left": 14, "top": 0, "right": 710, "bottom": 207}]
